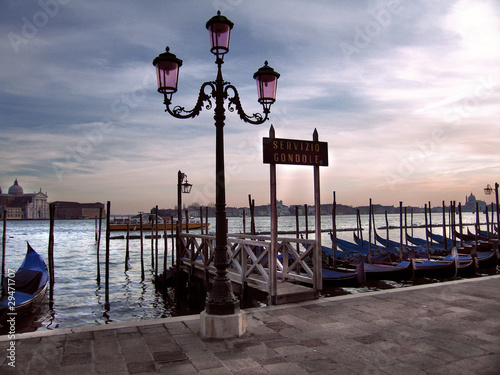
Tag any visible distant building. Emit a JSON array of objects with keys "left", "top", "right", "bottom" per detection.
[
  {"left": 252, "top": 200, "right": 290, "bottom": 216},
  {"left": 0, "top": 179, "right": 48, "bottom": 219},
  {"left": 463, "top": 192, "right": 486, "bottom": 212},
  {"left": 52, "top": 201, "right": 105, "bottom": 219}
]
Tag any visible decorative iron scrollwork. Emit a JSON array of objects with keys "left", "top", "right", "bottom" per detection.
[
  {"left": 164, "top": 81, "right": 216, "bottom": 119},
  {"left": 225, "top": 85, "right": 269, "bottom": 125}
]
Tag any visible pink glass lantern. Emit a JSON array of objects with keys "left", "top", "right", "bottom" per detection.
[
  {"left": 253, "top": 61, "right": 280, "bottom": 105},
  {"left": 206, "top": 11, "right": 234, "bottom": 58},
  {"left": 153, "top": 47, "right": 183, "bottom": 96}
]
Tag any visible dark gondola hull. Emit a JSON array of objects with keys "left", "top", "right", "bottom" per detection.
[
  {"left": 364, "top": 261, "right": 414, "bottom": 281},
  {"left": 0, "top": 244, "right": 49, "bottom": 316},
  {"left": 322, "top": 268, "right": 360, "bottom": 287},
  {"left": 442, "top": 251, "right": 498, "bottom": 270},
  {"left": 457, "top": 260, "right": 476, "bottom": 278},
  {"left": 475, "top": 251, "right": 498, "bottom": 269},
  {"left": 413, "top": 259, "right": 457, "bottom": 279}
]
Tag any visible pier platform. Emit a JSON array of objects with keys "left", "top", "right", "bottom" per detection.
[{"left": 1, "top": 275, "right": 499, "bottom": 374}]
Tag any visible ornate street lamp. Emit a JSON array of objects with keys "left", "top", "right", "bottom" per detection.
[
  {"left": 154, "top": 12, "right": 279, "bottom": 317},
  {"left": 484, "top": 183, "right": 500, "bottom": 242}
]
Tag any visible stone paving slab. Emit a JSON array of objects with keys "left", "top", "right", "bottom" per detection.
[{"left": 0, "top": 275, "right": 499, "bottom": 374}]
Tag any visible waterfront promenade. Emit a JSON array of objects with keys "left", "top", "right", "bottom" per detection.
[{"left": 1, "top": 275, "right": 499, "bottom": 374}]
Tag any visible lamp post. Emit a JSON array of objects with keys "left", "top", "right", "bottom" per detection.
[
  {"left": 153, "top": 12, "right": 279, "bottom": 320},
  {"left": 484, "top": 183, "right": 500, "bottom": 242},
  {"left": 175, "top": 171, "right": 192, "bottom": 308},
  {"left": 176, "top": 171, "right": 192, "bottom": 265}
]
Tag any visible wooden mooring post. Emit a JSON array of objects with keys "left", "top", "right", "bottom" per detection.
[
  {"left": 125, "top": 223, "right": 130, "bottom": 271},
  {"left": 399, "top": 201, "right": 403, "bottom": 262},
  {"left": 304, "top": 204, "right": 309, "bottom": 239},
  {"left": 170, "top": 215, "right": 174, "bottom": 267},
  {"left": 1, "top": 210, "right": 6, "bottom": 282},
  {"left": 96, "top": 207, "right": 102, "bottom": 283},
  {"left": 48, "top": 203, "right": 55, "bottom": 309},
  {"left": 163, "top": 219, "right": 168, "bottom": 294},
  {"left": 155, "top": 205, "right": 159, "bottom": 278},
  {"left": 200, "top": 207, "right": 205, "bottom": 235},
  {"left": 331, "top": 192, "right": 337, "bottom": 268},
  {"left": 424, "top": 204, "right": 431, "bottom": 260},
  {"left": 242, "top": 207, "right": 246, "bottom": 234},
  {"left": 150, "top": 217, "right": 154, "bottom": 268},
  {"left": 140, "top": 214, "right": 144, "bottom": 281},
  {"left": 248, "top": 194, "right": 256, "bottom": 235},
  {"left": 105, "top": 201, "right": 110, "bottom": 310}
]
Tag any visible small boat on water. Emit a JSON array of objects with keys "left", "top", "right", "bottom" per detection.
[
  {"left": 110, "top": 213, "right": 210, "bottom": 232},
  {"left": 0, "top": 243, "right": 49, "bottom": 315}
]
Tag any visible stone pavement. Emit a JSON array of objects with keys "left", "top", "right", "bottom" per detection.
[{"left": 1, "top": 275, "right": 499, "bottom": 374}]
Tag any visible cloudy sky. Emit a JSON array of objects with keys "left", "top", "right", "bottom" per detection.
[{"left": 1, "top": 0, "right": 499, "bottom": 214}]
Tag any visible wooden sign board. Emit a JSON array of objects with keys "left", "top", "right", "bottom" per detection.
[{"left": 263, "top": 137, "right": 328, "bottom": 166}]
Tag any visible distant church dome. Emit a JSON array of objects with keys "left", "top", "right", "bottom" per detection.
[
  {"left": 8, "top": 179, "right": 23, "bottom": 195},
  {"left": 466, "top": 192, "right": 476, "bottom": 204}
]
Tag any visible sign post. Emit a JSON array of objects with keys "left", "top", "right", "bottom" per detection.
[{"left": 263, "top": 125, "right": 328, "bottom": 297}]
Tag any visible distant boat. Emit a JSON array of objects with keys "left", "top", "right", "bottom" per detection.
[
  {"left": 110, "top": 213, "right": 209, "bottom": 232},
  {"left": 0, "top": 243, "right": 49, "bottom": 315}
]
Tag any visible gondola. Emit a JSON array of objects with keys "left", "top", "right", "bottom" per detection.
[
  {"left": 374, "top": 232, "right": 412, "bottom": 250},
  {"left": 321, "top": 267, "right": 361, "bottom": 287},
  {"left": 454, "top": 230, "right": 476, "bottom": 242},
  {"left": 0, "top": 243, "right": 49, "bottom": 315},
  {"left": 300, "top": 242, "right": 361, "bottom": 286},
  {"left": 428, "top": 232, "right": 495, "bottom": 259},
  {"left": 405, "top": 233, "right": 448, "bottom": 255},
  {"left": 467, "top": 228, "right": 492, "bottom": 242},
  {"left": 455, "top": 230, "right": 493, "bottom": 251},
  {"left": 329, "top": 234, "right": 414, "bottom": 281},
  {"left": 333, "top": 235, "right": 369, "bottom": 255},
  {"left": 412, "top": 259, "right": 457, "bottom": 279},
  {"left": 443, "top": 251, "right": 498, "bottom": 270},
  {"left": 409, "top": 246, "right": 458, "bottom": 279},
  {"left": 426, "top": 230, "right": 456, "bottom": 249},
  {"left": 363, "top": 260, "right": 414, "bottom": 281},
  {"left": 454, "top": 259, "right": 476, "bottom": 278}
]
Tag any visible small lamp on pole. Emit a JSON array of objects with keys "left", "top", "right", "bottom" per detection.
[{"left": 484, "top": 183, "right": 500, "bottom": 242}]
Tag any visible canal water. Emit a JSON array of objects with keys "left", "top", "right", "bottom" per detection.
[{"left": 0, "top": 212, "right": 493, "bottom": 335}]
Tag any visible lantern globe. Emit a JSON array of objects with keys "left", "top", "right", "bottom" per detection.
[
  {"left": 206, "top": 11, "right": 234, "bottom": 57},
  {"left": 182, "top": 181, "right": 193, "bottom": 194},
  {"left": 153, "top": 47, "right": 183, "bottom": 94},
  {"left": 253, "top": 61, "right": 280, "bottom": 105},
  {"left": 484, "top": 184, "right": 493, "bottom": 195}
]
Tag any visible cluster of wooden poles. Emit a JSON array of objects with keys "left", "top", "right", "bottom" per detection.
[
  {"left": 94, "top": 203, "right": 217, "bottom": 308},
  {"left": 332, "top": 194, "right": 499, "bottom": 266}
]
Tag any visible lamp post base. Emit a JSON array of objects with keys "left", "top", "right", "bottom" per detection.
[{"left": 200, "top": 310, "right": 246, "bottom": 339}]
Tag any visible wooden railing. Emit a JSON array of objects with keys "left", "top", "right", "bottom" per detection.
[{"left": 179, "top": 232, "right": 321, "bottom": 302}]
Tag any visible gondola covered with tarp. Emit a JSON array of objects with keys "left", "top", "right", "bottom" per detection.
[{"left": 0, "top": 243, "right": 49, "bottom": 314}]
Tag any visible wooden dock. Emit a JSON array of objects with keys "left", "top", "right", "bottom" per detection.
[{"left": 179, "top": 233, "right": 321, "bottom": 305}]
